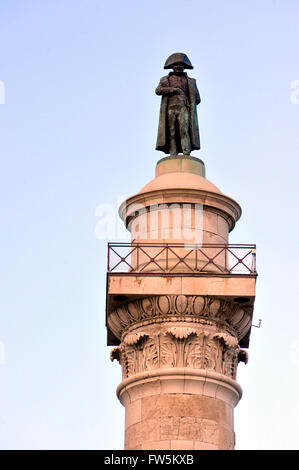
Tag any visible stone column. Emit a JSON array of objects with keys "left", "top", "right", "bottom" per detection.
[
  {"left": 109, "top": 294, "right": 249, "bottom": 450},
  {"left": 107, "top": 155, "right": 255, "bottom": 450}
]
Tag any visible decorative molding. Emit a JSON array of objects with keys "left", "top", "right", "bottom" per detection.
[
  {"left": 108, "top": 295, "right": 252, "bottom": 342},
  {"left": 119, "top": 187, "right": 242, "bottom": 232},
  {"left": 117, "top": 367, "right": 243, "bottom": 408},
  {"left": 111, "top": 326, "right": 244, "bottom": 381}
]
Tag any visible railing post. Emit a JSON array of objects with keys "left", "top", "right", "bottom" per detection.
[
  {"left": 137, "top": 243, "right": 139, "bottom": 272},
  {"left": 166, "top": 243, "right": 168, "bottom": 272},
  {"left": 225, "top": 244, "right": 228, "bottom": 272},
  {"left": 251, "top": 247, "right": 256, "bottom": 273}
]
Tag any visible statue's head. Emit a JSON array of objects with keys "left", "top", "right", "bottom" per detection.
[{"left": 164, "top": 53, "right": 194, "bottom": 72}]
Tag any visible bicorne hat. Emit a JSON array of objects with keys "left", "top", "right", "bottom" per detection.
[{"left": 164, "top": 53, "right": 194, "bottom": 69}]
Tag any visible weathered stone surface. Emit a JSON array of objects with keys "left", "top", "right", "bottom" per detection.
[
  {"left": 125, "top": 413, "right": 234, "bottom": 449},
  {"left": 121, "top": 390, "right": 236, "bottom": 449},
  {"left": 141, "top": 394, "right": 232, "bottom": 425}
]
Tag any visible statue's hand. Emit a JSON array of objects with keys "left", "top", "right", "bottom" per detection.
[{"left": 173, "top": 87, "right": 184, "bottom": 94}]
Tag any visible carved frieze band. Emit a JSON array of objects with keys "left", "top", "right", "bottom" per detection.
[
  {"left": 108, "top": 295, "right": 252, "bottom": 342},
  {"left": 111, "top": 326, "right": 248, "bottom": 381}
]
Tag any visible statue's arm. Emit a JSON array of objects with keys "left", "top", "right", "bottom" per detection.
[
  {"left": 155, "top": 77, "right": 178, "bottom": 96},
  {"left": 194, "top": 81, "right": 201, "bottom": 105}
]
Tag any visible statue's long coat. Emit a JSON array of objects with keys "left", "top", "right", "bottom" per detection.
[{"left": 155, "top": 73, "right": 201, "bottom": 154}]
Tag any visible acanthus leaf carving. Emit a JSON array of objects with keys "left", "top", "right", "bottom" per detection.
[
  {"left": 116, "top": 326, "right": 244, "bottom": 380},
  {"left": 124, "top": 331, "right": 149, "bottom": 346},
  {"left": 202, "top": 335, "right": 215, "bottom": 370},
  {"left": 160, "top": 336, "right": 177, "bottom": 368},
  {"left": 165, "top": 326, "right": 197, "bottom": 339},
  {"left": 213, "top": 332, "right": 238, "bottom": 348},
  {"left": 125, "top": 346, "right": 138, "bottom": 376},
  {"left": 143, "top": 337, "right": 159, "bottom": 371},
  {"left": 184, "top": 336, "right": 203, "bottom": 369}
]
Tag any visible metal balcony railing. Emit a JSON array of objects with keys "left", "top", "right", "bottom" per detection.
[{"left": 107, "top": 243, "right": 257, "bottom": 275}]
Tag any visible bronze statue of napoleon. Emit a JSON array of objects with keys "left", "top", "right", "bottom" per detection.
[{"left": 155, "top": 53, "right": 201, "bottom": 156}]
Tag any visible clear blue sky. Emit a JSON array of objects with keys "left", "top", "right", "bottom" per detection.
[{"left": 0, "top": 0, "right": 299, "bottom": 450}]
